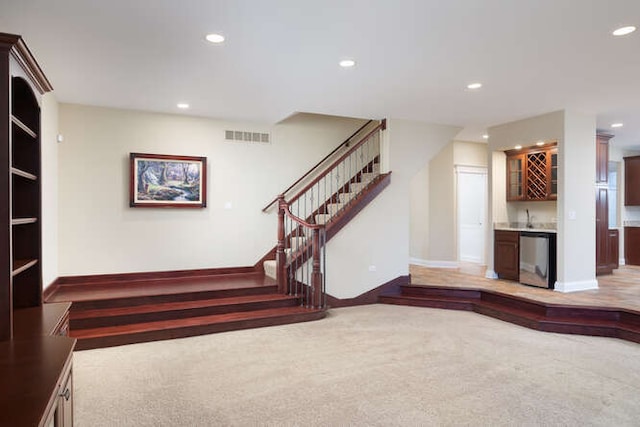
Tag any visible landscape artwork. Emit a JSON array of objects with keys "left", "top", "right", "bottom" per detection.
[{"left": 129, "top": 153, "right": 207, "bottom": 208}]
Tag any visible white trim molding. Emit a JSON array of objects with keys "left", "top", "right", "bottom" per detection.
[
  {"left": 554, "top": 279, "right": 599, "bottom": 293},
  {"left": 485, "top": 269, "right": 498, "bottom": 279},
  {"left": 410, "top": 257, "right": 459, "bottom": 269},
  {"left": 454, "top": 165, "right": 488, "bottom": 175}
]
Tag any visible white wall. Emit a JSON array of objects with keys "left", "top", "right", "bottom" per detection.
[
  {"left": 487, "top": 111, "right": 564, "bottom": 278},
  {"left": 488, "top": 110, "right": 598, "bottom": 291},
  {"left": 41, "top": 93, "right": 58, "bottom": 288},
  {"left": 428, "top": 142, "right": 455, "bottom": 262},
  {"left": 326, "top": 119, "right": 460, "bottom": 299},
  {"left": 58, "top": 104, "right": 366, "bottom": 275},
  {"left": 409, "top": 164, "right": 429, "bottom": 261},
  {"left": 556, "top": 110, "right": 597, "bottom": 291}
]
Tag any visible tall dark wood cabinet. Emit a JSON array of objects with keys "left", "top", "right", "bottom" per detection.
[
  {"left": 595, "top": 133, "right": 614, "bottom": 276},
  {"left": 624, "top": 155, "right": 640, "bottom": 206},
  {"left": 1, "top": 33, "right": 52, "bottom": 340},
  {"left": 0, "top": 33, "right": 76, "bottom": 427}
]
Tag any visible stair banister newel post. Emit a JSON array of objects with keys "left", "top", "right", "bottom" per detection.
[
  {"left": 276, "top": 195, "right": 287, "bottom": 294},
  {"left": 312, "top": 228, "right": 323, "bottom": 308}
]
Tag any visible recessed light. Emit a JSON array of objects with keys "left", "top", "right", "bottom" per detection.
[
  {"left": 467, "top": 82, "right": 482, "bottom": 90},
  {"left": 536, "top": 141, "right": 545, "bottom": 146},
  {"left": 514, "top": 145, "right": 522, "bottom": 150},
  {"left": 339, "top": 59, "right": 356, "bottom": 68},
  {"left": 177, "top": 103, "right": 190, "bottom": 109},
  {"left": 482, "top": 134, "right": 489, "bottom": 140},
  {"left": 612, "top": 26, "right": 636, "bottom": 36},
  {"left": 205, "top": 33, "right": 225, "bottom": 43},
  {"left": 611, "top": 122, "right": 623, "bottom": 128}
]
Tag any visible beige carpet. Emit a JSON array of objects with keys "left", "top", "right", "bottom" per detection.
[{"left": 73, "top": 304, "right": 640, "bottom": 426}]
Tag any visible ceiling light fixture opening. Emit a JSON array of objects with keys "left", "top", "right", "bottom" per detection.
[
  {"left": 177, "top": 103, "right": 190, "bottom": 109},
  {"left": 536, "top": 141, "right": 545, "bottom": 146},
  {"left": 611, "top": 122, "right": 624, "bottom": 128},
  {"left": 612, "top": 26, "right": 636, "bottom": 36},
  {"left": 467, "top": 82, "right": 482, "bottom": 90},
  {"left": 482, "top": 134, "right": 489, "bottom": 140},
  {"left": 339, "top": 59, "right": 356, "bottom": 68},
  {"left": 514, "top": 145, "right": 522, "bottom": 150},
  {"left": 205, "top": 33, "right": 225, "bottom": 43}
]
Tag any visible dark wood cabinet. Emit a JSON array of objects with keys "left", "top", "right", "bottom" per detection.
[
  {"left": 595, "top": 187, "right": 612, "bottom": 275},
  {"left": 1, "top": 33, "right": 52, "bottom": 340},
  {"left": 505, "top": 143, "right": 557, "bottom": 202},
  {"left": 625, "top": 227, "right": 640, "bottom": 266},
  {"left": 0, "top": 34, "right": 75, "bottom": 427},
  {"left": 624, "top": 155, "right": 640, "bottom": 206},
  {"left": 596, "top": 134, "right": 612, "bottom": 184},
  {"left": 595, "top": 133, "right": 614, "bottom": 276},
  {"left": 494, "top": 230, "right": 519, "bottom": 280},
  {"left": 608, "top": 229, "right": 619, "bottom": 270}
]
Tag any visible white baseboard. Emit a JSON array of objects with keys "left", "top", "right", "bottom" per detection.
[
  {"left": 410, "top": 257, "right": 459, "bottom": 269},
  {"left": 620, "top": 258, "right": 626, "bottom": 266},
  {"left": 554, "top": 279, "right": 599, "bottom": 293},
  {"left": 485, "top": 269, "right": 498, "bottom": 279}
]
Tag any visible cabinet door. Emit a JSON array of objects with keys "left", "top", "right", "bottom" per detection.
[
  {"left": 624, "top": 156, "right": 640, "bottom": 206},
  {"left": 525, "top": 151, "right": 548, "bottom": 200},
  {"left": 547, "top": 149, "right": 558, "bottom": 200},
  {"left": 595, "top": 187, "right": 611, "bottom": 275},
  {"left": 596, "top": 134, "right": 610, "bottom": 184},
  {"left": 506, "top": 154, "right": 524, "bottom": 201},
  {"left": 625, "top": 227, "right": 640, "bottom": 265},
  {"left": 494, "top": 231, "right": 519, "bottom": 280},
  {"left": 608, "top": 229, "right": 619, "bottom": 270},
  {"left": 55, "top": 367, "right": 73, "bottom": 427}
]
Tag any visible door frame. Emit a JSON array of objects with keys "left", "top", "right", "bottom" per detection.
[{"left": 455, "top": 165, "right": 488, "bottom": 264}]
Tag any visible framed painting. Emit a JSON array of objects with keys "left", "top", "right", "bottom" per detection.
[{"left": 129, "top": 153, "right": 207, "bottom": 208}]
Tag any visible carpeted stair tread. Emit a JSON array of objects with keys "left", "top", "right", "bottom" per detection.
[{"left": 71, "top": 293, "right": 299, "bottom": 320}]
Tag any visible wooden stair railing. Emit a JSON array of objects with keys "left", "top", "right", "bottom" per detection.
[
  {"left": 262, "top": 119, "right": 376, "bottom": 212},
  {"left": 277, "top": 195, "right": 326, "bottom": 309},
  {"left": 272, "top": 119, "right": 387, "bottom": 307}
]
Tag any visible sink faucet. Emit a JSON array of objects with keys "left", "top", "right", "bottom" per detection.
[{"left": 526, "top": 209, "right": 533, "bottom": 228}]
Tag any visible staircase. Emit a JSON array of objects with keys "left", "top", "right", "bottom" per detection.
[
  {"left": 48, "top": 271, "right": 325, "bottom": 350},
  {"left": 46, "top": 119, "right": 390, "bottom": 349}
]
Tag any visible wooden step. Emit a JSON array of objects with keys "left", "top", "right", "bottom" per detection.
[
  {"left": 70, "top": 294, "right": 300, "bottom": 329},
  {"left": 50, "top": 273, "right": 277, "bottom": 310},
  {"left": 380, "top": 285, "right": 640, "bottom": 344},
  {"left": 72, "top": 306, "right": 326, "bottom": 350}
]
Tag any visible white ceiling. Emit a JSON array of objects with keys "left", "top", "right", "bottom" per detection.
[{"left": 2, "top": 0, "right": 640, "bottom": 149}]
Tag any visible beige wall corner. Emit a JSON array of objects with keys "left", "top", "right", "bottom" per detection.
[
  {"left": 327, "top": 119, "right": 460, "bottom": 299},
  {"left": 41, "top": 92, "right": 59, "bottom": 288}
]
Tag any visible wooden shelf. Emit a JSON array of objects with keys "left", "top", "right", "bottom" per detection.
[
  {"left": 10, "top": 167, "right": 37, "bottom": 181},
  {"left": 12, "top": 259, "right": 38, "bottom": 277},
  {"left": 10, "top": 115, "right": 37, "bottom": 139},
  {"left": 11, "top": 217, "right": 38, "bottom": 225}
]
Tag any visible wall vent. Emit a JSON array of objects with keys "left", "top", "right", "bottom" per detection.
[{"left": 225, "top": 130, "right": 270, "bottom": 143}]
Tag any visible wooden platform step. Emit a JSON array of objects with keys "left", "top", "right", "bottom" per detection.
[
  {"left": 72, "top": 306, "right": 325, "bottom": 350},
  {"left": 70, "top": 294, "right": 300, "bottom": 329},
  {"left": 47, "top": 270, "right": 327, "bottom": 350},
  {"left": 379, "top": 285, "right": 640, "bottom": 344}
]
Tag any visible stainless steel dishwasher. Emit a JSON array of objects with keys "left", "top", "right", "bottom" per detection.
[{"left": 519, "top": 232, "right": 556, "bottom": 289}]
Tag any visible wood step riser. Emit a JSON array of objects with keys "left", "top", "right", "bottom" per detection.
[
  {"left": 70, "top": 297, "right": 299, "bottom": 329},
  {"left": 379, "top": 296, "right": 474, "bottom": 311},
  {"left": 400, "top": 286, "right": 481, "bottom": 300},
  {"left": 381, "top": 286, "right": 640, "bottom": 344},
  {"left": 74, "top": 310, "right": 326, "bottom": 350},
  {"left": 69, "top": 285, "right": 279, "bottom": 311}
]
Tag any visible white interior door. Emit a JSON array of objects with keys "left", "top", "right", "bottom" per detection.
[{"left": 457, "top": 167, "right": 487, "bottom": 264}]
